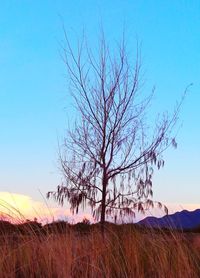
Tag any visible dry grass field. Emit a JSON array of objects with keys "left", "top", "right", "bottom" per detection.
[{"left": 0, "top": 222, "right": 200, "bottom": 278}]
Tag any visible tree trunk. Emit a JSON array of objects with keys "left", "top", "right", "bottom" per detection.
[{"left": 100, "top": 173, "right": 107, "bottom": 236}]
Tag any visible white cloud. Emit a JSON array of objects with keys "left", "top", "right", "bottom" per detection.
[{"left": 0, "top": 192, "right": 92, "bottom": 224}]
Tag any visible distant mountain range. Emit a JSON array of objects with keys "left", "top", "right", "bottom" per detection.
[{"left": 137, "top": 209, "right": 200, "bottom": 230}]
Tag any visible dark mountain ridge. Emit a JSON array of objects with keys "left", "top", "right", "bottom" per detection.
[{"left": 137, "top": 209, "right": 200, "bottom": 230}]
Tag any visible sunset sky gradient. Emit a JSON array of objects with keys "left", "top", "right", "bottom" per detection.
[{"left": 0, "top": 1, "right": 199, "bottom": 222}]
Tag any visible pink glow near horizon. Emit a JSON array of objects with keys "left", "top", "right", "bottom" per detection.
[{"left": 0, "top": 192, "right": 199, "bottom": 224}]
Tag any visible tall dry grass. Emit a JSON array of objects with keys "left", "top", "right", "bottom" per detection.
[{"left": 0, "top": 224, "right": 200, "bottom": 278}]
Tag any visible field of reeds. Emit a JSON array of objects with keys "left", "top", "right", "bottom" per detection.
[{"left": 0, "top": 221, "right": 200, "bottom": 278}]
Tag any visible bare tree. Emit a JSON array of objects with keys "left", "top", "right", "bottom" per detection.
[{"left": 47, "top": 32, "right": 187, "bottom": 227}]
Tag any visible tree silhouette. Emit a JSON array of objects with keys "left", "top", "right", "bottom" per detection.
[{"left": 47, "top": 32, "right": 187, "bottom": 229}]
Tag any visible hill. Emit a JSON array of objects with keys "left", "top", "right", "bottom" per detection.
[{"left": 137, "top": 209, "right": 200, "bottom": 230}]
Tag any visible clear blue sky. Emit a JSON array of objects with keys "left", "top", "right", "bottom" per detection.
[{"left": 0, "top": 1, "right": 199, "bottom": 213}]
